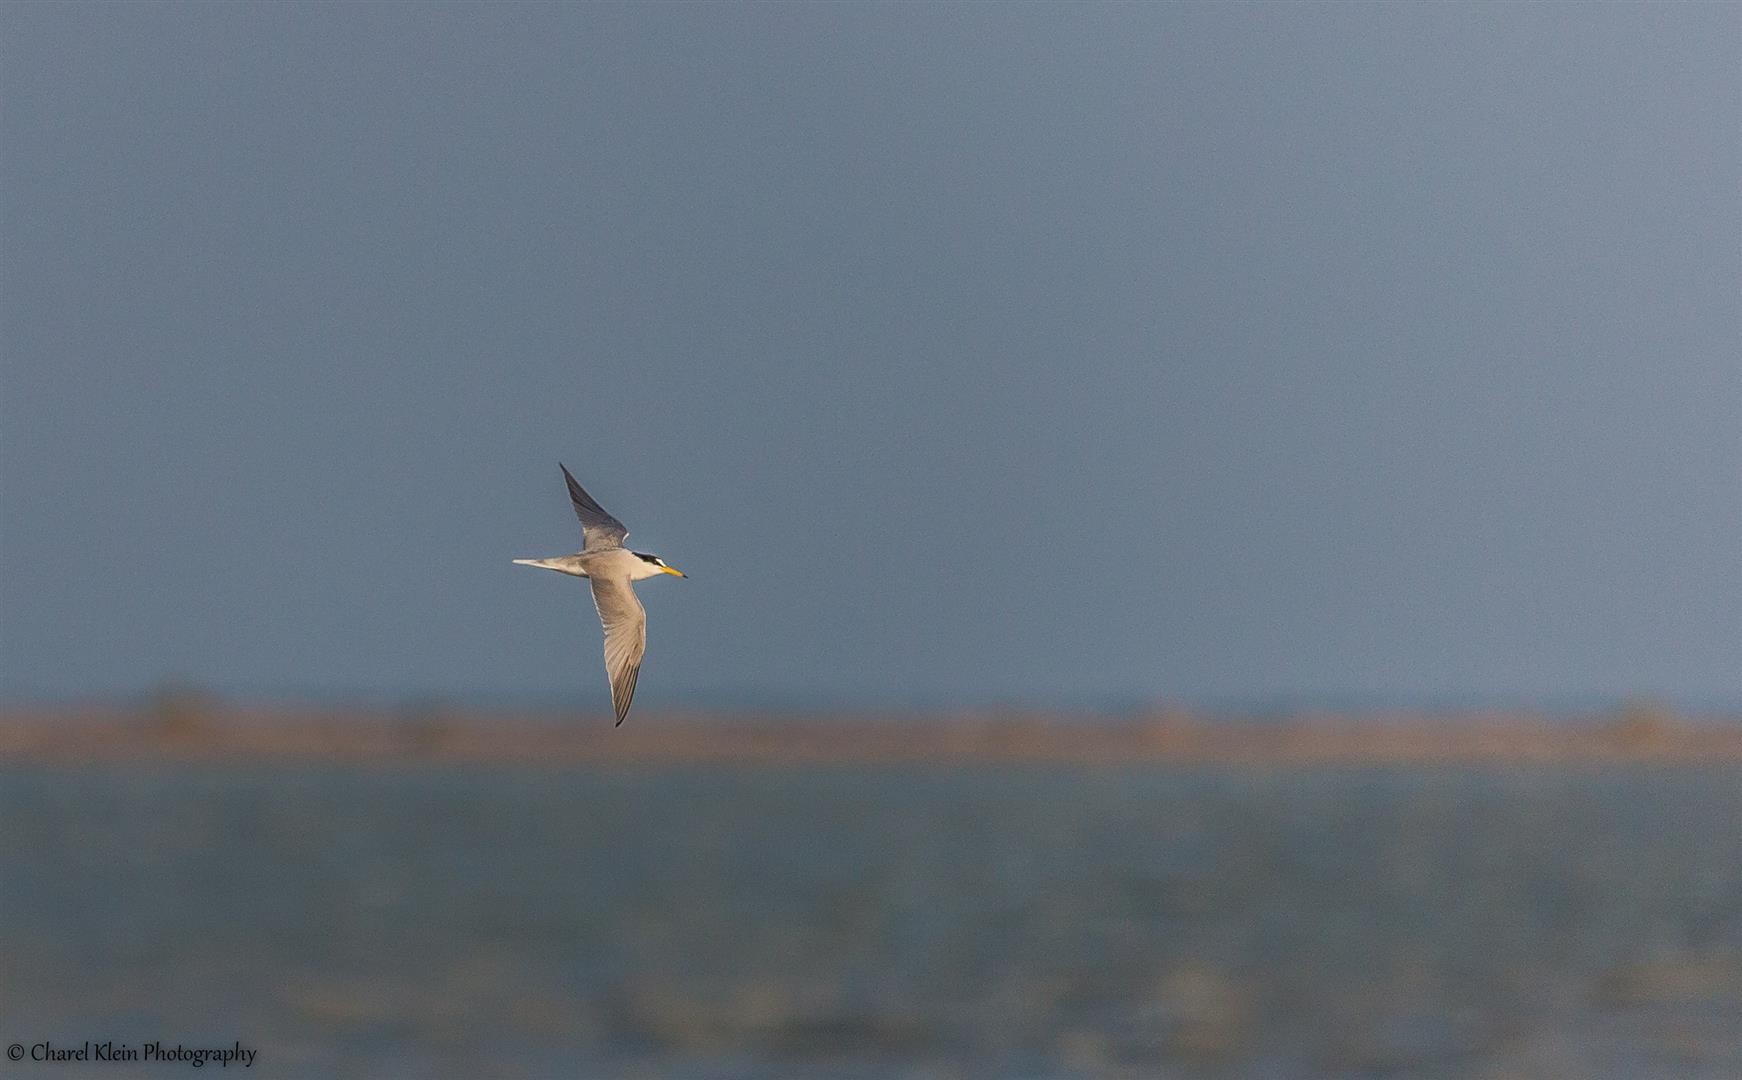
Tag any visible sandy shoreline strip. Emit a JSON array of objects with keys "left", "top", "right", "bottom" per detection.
[{"left": 3, "top": 702, "right": 1739, "bottom": 766}]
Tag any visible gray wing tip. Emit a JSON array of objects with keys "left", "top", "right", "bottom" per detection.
[
  {"left": 559, "top": 462, "right": 625, "bottom": 538},
  {"left": 613, "top": 665, "right": 640, "bottom": 726}
]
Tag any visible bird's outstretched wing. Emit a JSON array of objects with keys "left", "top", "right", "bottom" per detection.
[
  {"left": 561, "top": 463, "right": 629, "bottom": 551},
  {"left": 588, "top": 574, "right": 647, "bottom": 726}
]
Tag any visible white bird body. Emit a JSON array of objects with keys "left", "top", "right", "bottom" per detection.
[
  {"left": 514, "top": 464, "right": 686, "bottom": 725},
  {"left": 512, "top": 548, "right": 677, "bottom": 582}
]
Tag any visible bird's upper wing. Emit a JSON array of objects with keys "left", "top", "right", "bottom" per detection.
[
  {"left": 588, "top": 574, "right": 647, "bottom": 726},
  {"left": 561, "top": 463, "right": 629, "bottom": 551}
]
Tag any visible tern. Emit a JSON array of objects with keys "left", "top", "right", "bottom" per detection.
[{"left": 514, "top": 464, "right": 686, "bottom": 725}]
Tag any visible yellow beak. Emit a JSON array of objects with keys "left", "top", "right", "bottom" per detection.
[{"left": 661, "top": 565, "right": 687, "bottom": 578}]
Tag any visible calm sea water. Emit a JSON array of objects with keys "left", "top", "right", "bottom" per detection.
[{"left": 1, "top": 764, "right": 1739, "bottom": 1079}]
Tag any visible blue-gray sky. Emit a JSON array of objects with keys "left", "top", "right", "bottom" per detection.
[{"left": 3, "top": 3, "right": 1738, "bottom": 710}]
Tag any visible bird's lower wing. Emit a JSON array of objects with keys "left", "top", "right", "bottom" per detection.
[{"left": 588, "top": 575, "right": 648, "bottom": 726}]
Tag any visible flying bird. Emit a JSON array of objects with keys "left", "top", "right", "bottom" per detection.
[{"left": 514, "top": 464, "right": 686, "bottom": 725}]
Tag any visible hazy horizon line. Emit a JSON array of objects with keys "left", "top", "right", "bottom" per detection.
[{"left": 4, "top": 680, "right": 1738, "bottom": 720}]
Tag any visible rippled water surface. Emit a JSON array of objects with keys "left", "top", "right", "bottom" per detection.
[{"left": 2, "top": 764, "right": 1739, "bottom": 1078}]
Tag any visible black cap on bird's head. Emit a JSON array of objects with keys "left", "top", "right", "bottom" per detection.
[{"left": 634, "top": 551, "right": 687, "bottom": 578}]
